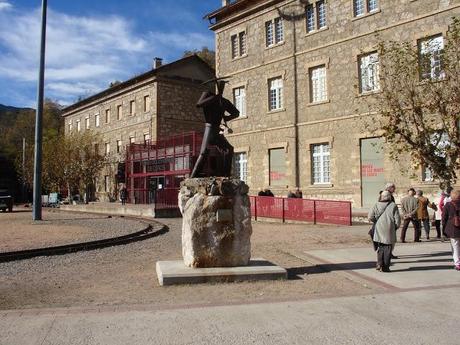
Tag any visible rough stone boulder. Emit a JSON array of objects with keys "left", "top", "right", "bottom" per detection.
[{"left": 179, "top": 177, "right": 252, "bottom": 268}]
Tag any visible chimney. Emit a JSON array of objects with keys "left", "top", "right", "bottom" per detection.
[
  {"left": 222, "top": 0, "right": 229, "bottom": 6},
  {"left": 153, "top": 57, "right": 163, "bottom": 69}
]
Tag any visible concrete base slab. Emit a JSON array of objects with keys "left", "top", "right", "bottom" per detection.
[{"left": 156, "top": 258, "right": 287, "bottom": 286}]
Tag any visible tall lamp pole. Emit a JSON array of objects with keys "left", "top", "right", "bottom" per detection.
[{"left": 32, "top": 0, "right": 48, "bottom": 221}]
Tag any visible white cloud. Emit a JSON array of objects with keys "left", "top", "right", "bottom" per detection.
[
  {"left": 0, "top": 5, "right": 214, "bottom": 106},
  {"left": 0, "top": 1, "right": 12, "bottom": 11}
]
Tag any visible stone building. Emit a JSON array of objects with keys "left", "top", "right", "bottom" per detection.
[
  {"left": 62, "top": 55, "right": 215, "bottom": 201},
  {"left": 206, "top": 0, "right": 460, "bottom": 206}
]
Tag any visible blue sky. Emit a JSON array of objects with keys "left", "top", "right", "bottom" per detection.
[{"left": 0, "top": 0, "right": 220, "bottom": 107}]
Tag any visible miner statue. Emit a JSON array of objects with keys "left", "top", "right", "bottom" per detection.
[{"left": 190, "top": 79, "right": 240, "bottom": 178}]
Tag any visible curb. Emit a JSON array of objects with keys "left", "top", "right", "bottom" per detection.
[{"left": 0, "top": 223, "right": 169, "bottom": 263}]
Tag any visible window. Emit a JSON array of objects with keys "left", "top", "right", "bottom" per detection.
[
  {"left": 269, "top": 148, "right": 287, "bottom": 186},
  {"left": 116, "top": 140, "right": 122, "bottom": 154},
  {"left": 117, "top": 105, "right": 122, "bottom": 120},
  {"left": 94, "top": 143, "right": 99, "bottom": 154},
  {"left": 129, "top": 100, "right": 136, "bottom": 116},
  {"left": 144, "top": 95, "right": 150, "bottom": 112},
  {"left": 233, "top": 86, "right": 246, "bottom": 116},
  {"left": 85, "top": 117, "right": 90, "bottom": 130},
  {"left": 104, "top": 175, "right": 110, "bottom": 192},
  {"left": 105, "top": 108, "right": 110, "bottom": 123},
  {"left": 418, "top": 35, "right": 444, "bottom": 80},
  {"left": 353, "top": 0, "right": 378, "bottom": 17},
  {"left": 143, "top": 133, "right": 150, "bottom": 143},
  {"left": 268, "top": 77, "right": 283, "bottom": 111},
  {"left": 129, "top": 136, "right": 135, "bottom": 144},
  {"left": 76, "top": 119, "right": 81, "bottom": 132},
  {"left": 306, "top": 1, "right": 327, "bottom": 33},
  {"left": 105, "top": 143, "right": 110, "bottom": 155},
  {"left": 312, "top": 143, "right": 330, "bottom": 184},
  {"left": 359, "top": 52, "right": 380, "bottom": 93},
  {"left": 95, "top": 113, "right": 100, "bottom": 127},
  {"left": 265, "top": 17, "right": 283, "bottom": 47},
  {"left": 422, "top": 166, "right": 434, "bottom": 182},
  {"left": 309, "top": 65, "right": 327, "bottom": 103},
  {"left": 231, "top": 31, "right": 246, "bottom": 59},
  {"left": 68, "top": 120, "right": 72, "bottom": 132},
  {"left": 233, "top": 152, "right": 248, "bottom": 183}
]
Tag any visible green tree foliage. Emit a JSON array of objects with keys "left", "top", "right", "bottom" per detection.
[
  {"left": 183, "top": 46, "right": 216, "bottom": 69},
  {"left": 372, "top": 17, "right": 460, "bottom": 187}
]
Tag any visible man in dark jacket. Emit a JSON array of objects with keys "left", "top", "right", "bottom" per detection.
[{"left": 441, "top": 190, "right": 460, "bottom": 271}]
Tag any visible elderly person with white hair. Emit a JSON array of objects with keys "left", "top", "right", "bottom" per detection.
[{"left": 368, "top": 190, "right": 401, "bottom": 272}]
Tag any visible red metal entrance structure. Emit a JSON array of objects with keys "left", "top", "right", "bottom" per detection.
[{"left": 125, "top": 132, "right": 202, "bottom": 205}]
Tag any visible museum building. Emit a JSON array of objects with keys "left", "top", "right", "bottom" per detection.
[
  {"left": 205, "top": 0, "right": 460, "bottom": 206},
  {"left": 62, "top": 55, "right": 215, "bottom": 202}
]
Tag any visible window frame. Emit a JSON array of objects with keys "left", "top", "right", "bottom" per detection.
[
  {"left": 353, "top": 0, "right": 379, "bottom": 18},
  {"left": 309, "top": 65, "right": 328, "bottom": 103},
  {"left": 268, "top": 77, "right": 283, "bottom": 111},
  {"left": 418, "top": 34, "right": 444, "bottom": 81},
  {"left": 306, "top": 0, "right": 327, "bottom": 33},
  {"left": 233, "top": 86, "right": 246, "bottom": 117},
  {"left": 358, "top": 51, "right": 380, "bottom": 94},
  {"left": 231, "top": 30, "right": 247, "bottom": 59},
  {"left": 311, "top": 143, "right": 331, "bottom": 185},
  {"left": 265, "top": 17, "right": 284, "bottom": 48},
  {"left": 233, "top": 152, "right": 248, "bottom": 183}
]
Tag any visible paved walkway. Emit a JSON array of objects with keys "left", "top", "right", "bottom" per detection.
[
  {"left": 304, "top": 241, "right": 459, "bottom": 290},
  {"left": 1, "top": 241, "right": 459, "bottom": 345},
  {"left": 1, "top": 287, "right": 459, "bottom": 345}
]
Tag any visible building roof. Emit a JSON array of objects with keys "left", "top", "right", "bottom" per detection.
[
  {"left": 204, "top": 0, "right": 283, "bottom": 30},
  {"left": 62, "top": 55, "right": 214, "bottom": 115}
]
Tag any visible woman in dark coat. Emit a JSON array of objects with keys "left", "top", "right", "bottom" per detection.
[{"left": 441, "top": 190, "right": 460, "bottom": 271}]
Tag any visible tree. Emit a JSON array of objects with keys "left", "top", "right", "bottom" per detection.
[
  {"left": 371, "top": 17, "right": 460, "bottom": 188},
  {"left": 183, "top": 47, "right": 216, "bottom": 69}
]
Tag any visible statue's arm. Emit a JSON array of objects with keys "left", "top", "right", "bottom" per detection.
[
  {"left": 223, "top": 98, "right": 240, "bottom": 122},
  {"left": 196, "top": 91, "right": 216, "bottom": 108}
]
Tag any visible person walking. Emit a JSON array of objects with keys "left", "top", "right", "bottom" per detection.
[
  {"left": 416, "top": 190, "right": 436, "bottom": 240},
  {"left": 441, "top": 190, "right": 460, "bottom": 271},
  {"left": 433, "top": 191, "right": 444, "bottom": 240},
  {"left": 120, "top": 186, "right": 127, "bottom": 205},
  {"left": 384, "top": 183, "right": 398, "bottom": 259},
  {"left": 368, "top": 191, "right": 401, "bottom": 272},
  {"left": 400, "top": 188, "right": 421, "bottom": 242}
]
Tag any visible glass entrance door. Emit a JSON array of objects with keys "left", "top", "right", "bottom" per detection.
[{"left": 148, "top": 176, "right": 165, "bottom": 204}]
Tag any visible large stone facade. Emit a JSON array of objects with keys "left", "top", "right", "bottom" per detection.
[
  {"left": 62, "top": 56, "right": 214, "bottom": 201},
  {"left": 207, "top": 0, "right": 460, "bottom": 206}
]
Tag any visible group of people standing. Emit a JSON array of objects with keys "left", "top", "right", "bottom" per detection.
[{"left": 368, "top": 183, "right": 460, "bottom": 272}]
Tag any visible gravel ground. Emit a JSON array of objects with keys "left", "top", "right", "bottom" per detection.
[
  {"left": 0, "top": 212, "right": 381, "bottom": 311},
  {"left": 0, "top": 208, "right": 155, "bottom": 252}
]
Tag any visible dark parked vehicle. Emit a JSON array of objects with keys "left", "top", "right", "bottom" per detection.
[{"left": 0, "top": 189, "right": 13, "bottom": 212}]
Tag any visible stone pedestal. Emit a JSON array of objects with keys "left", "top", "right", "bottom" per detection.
[{"left": 179, "top": 177, "right": 252, "bottom": 268}]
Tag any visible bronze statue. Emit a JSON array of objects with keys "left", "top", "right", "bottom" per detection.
[{"left": 191, "top": 79, "right": 239, "bottom": 178}]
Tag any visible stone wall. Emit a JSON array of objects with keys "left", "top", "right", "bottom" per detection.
[{"left": 212, "top": 0, "right": 460, "bottom": 205}]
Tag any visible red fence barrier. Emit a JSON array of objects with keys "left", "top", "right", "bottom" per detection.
[
  {"left": 154, "top": 189, "right": 180, "bottom": 210},
  {"left": 250, "top": 196, "right": 352, "bottom": 226}
]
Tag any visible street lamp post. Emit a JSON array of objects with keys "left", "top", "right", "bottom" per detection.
[{"left": 32, "top": 0, "right": 48, "bottom": 221}]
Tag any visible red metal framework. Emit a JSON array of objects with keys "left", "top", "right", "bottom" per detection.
[
  {"left": 250, "top": 196, "right": 352, "bottom": 226},
  {"left": 125, "top": 132, "right": 202, "bottom": 205}
]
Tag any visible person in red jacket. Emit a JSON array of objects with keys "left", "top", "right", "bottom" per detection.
[{"left": 441, "top": 190, "right": 460, "bottom": 271}]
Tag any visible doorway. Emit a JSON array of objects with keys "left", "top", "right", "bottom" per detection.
[
  {"left": 360, "top": 137, "right": 385, "bottom": 208},
  {"left": 148, "top": 176, "right": 165, "bottom": 204}
]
